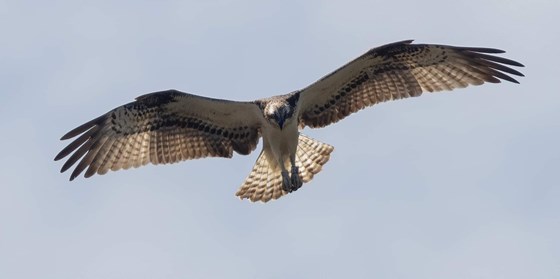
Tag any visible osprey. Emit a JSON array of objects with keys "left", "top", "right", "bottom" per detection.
[{"left": 55, "top": 40, "right": 524, "bottom": 202}]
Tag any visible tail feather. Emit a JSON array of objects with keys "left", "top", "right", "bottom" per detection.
[
  {"left": 248, "top": 155, "right": 267, "bottom": 200},
  {"left": 235, "top": 134, "right": 334, "bottom": 202},
  {"left": 296, "top": 134, "right": 333, "bottom": 182},
  {"left": 236, "top": 150, "right": 283, "bottom": 202}
]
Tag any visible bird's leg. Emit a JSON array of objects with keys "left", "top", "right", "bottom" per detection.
[
  {"left": 279, "top": 155, "right": 302, "bottom": 193},
  {"left": 290, "top": 154, "right": 302, "bottom": 191},
  {"left": 280, "top": 165, "right": 292, "bottom": 193}
]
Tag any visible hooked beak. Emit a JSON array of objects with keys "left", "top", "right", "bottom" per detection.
[
  {"left": 275, "top": 114, "right": 285, "bottom": 130},
  {"left": 273, "top": 109, "right": 288, "bottom": 130}
]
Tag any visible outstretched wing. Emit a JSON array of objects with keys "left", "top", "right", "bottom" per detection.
[
  {"left": 297, "top": 40, "right": 524, "bottom": 128},
  {"left": 55, "top": 89, "right": 263, "bottom": 180}
]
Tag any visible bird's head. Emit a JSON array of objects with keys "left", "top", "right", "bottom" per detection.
[{"left": 264, "top": 101, "right": 295, "bottom": 130}]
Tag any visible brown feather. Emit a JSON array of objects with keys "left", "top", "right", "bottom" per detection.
[
  {"left": 55, "top": 90, "right": 262, "bottom": 180},
  {"left": 298, "top": 40, "right": 524, "bottom": 128}
]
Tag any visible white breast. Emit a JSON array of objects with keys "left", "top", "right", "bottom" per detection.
[{"left": 261, "top": 118, "right": 299, "bottom": 169}]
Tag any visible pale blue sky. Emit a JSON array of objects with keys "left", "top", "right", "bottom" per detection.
[{"left": 1, "top": 0, "right": 559, "bottom": 278}]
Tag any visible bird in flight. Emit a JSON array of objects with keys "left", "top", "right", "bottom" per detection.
[{"left": 55, "top": 40, "right": 524, "bottom": 202}]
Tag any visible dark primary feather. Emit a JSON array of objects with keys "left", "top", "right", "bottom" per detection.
[
  {"left": 55, "top": 90, "right": 263, "bottom": 181},
  {"left": 298, "top": 40, "right": 524, "bottom": 128}
]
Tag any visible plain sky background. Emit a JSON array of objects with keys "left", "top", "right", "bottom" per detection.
[{"left": 1, "top": 0, "right": 558, "bottom": 278}]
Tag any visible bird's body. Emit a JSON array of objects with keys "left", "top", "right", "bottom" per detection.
[{"left": 55, "top": 40, "right": 524, "bottom": 202}]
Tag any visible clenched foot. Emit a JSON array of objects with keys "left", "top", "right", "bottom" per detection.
[
  {"left": 281, "top": 168, "right": 303, "bottom": 193},
  {"left": 290, "top": 166, "right": 302, "bottom": 191},
  {"left": 281, "top": 170, "right": 292, "bottom": 192}
]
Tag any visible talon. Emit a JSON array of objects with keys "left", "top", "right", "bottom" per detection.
[
  {"left": 281, "top": 171, "right": 292, "bottom": 192},
  {"left": 290, "top": 166, "right": 302, "bottom": 191}
]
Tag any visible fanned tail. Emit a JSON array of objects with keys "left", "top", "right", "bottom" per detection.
[
  {"left": 234, "top": 150, "right": 284, "bottom": 202},
  {"left": 235, "top": 134, "right": 334, "bottom": 202},
  {"left": 294, "top": 134, "right": 334, "bottom": 183}
]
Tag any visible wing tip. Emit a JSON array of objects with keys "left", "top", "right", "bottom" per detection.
[
  {"left": 60, "top": 130, "right": 79, "bottom": 140},
  {"left": 60, "top": 115, "right": 105, "bottom": 141},
  {"left": 510, "top": 60, "right": 525, "bottom": 68},
  {"left": 457, "top": 45, "right": 524, "bottom": 83},
  {"left": 54, "top": 153, "right": 64, "bottom": 161}
]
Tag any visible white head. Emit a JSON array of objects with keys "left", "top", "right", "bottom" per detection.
[{"left": 264, "top": 100, "right": 295, "bottom": 130}]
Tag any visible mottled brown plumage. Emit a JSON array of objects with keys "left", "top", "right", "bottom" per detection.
[
  {"left": 55, "top": 40, "right": 523, "bottom": 202},
  {"left": 297, "top": 40, "right": 524, "bottom": 128},
  {"left": 55, "top": 90, "right": 262, "bottom": 181}
]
